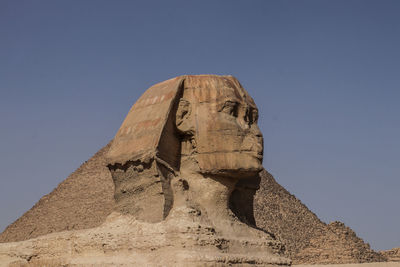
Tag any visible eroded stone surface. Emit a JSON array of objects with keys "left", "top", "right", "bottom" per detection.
[
  {"left": 0, "top": 75, "right": 394, "bottom": 266},
  {"left": 104, "top": 75, "right": 289, "bottom": 265},
  {"left": 380, "top": 248, "right": 400, "bottom": 262},
  {"left": 0, "top": 75, "right": 290, "bottom": 266},
  {"left": 0, "top": 212, "right": 290, "bottom": 267}
]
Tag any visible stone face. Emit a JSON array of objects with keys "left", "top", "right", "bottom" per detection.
[{"left": 177, "top": 75, "right": 263, "bottom": 176}]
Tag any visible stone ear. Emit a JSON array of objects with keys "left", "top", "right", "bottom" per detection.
[{"left": 176, "top": 98, "right": 194, "bottom": 135}]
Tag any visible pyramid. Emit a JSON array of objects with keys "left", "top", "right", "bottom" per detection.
[
  {"left": 254, "top": 171, "right": 385, "bottom": 264},
  {"left": 0, "top": 142, "right": 114, "bottom": 243},
  {"left": 0, "top": 141, "right": 386, "bottom": 264}
]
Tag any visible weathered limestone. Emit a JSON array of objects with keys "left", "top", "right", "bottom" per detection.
[
  {"left": 0, "top": 75, "right": 291, "bottom": 266},
  {"left": 0, "top": 212, "right": 289, "bottom": 267},
  {"left": 380, "top": 248, "right": 400, "bottom": 262},
  {"left": 1, "top": 145, "right": 388, "bottom": 265},
  {"left": 105, "top": 75, "right": 290, "bottom": 265},
  {"left": 1, "top": 75, "right": 391, "bottom": 266}
]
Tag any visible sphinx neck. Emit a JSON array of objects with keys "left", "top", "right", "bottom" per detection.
[{"left": 178, "top": 159, "right": 238, "bottom": 223}]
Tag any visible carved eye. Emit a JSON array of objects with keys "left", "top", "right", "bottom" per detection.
[
  {"left": 245, "top": 108, "right": 259, "bottom": 125},
  {"left": 220, "top": 101, "right": 238, "bottom": 117},
  {"left": 252, "top": 109, "right": 259, "bottom": 123},
  {"left": 244, "top": 108, "right": 250, "bottom": 123}
]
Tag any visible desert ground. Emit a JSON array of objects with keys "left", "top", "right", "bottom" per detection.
[{"left": 296, "top": 263, "right": 400, "bottom": 267}]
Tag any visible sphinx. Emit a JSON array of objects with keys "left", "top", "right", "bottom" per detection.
[
  {"left": 106, "top": 75, "right": 290, "bottom": 264},
  {"left": 0, "top": 75, "right": 291, "bottom": 266},
  {"left": 107, "top": 75, "right": 264, "bottom": 225}
]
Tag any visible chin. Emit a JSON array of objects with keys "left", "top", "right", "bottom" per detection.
[
  {"left": 196, "top": 152, "right": 263, "bottom": 178},
  {"left": 213, "top": 165, "right": 263, "bottom": 179},
  {"left": 234, "top": 158, "right": 264, "bottom": 178}
]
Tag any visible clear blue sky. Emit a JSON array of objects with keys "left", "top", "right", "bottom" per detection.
[{"left": 0, "top": 0, "right": 399, "bottom": 251}]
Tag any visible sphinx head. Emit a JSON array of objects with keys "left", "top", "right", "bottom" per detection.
[
  {"left": 107, "top": 74, "right": 263, "bottom": 177},
  {"left": 106, "top": 75, "right": 263, "bottom": 222}
]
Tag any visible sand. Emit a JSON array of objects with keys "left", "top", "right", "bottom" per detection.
[{"left": 295, "top": 262, "right": 400, "bottom": 267}]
